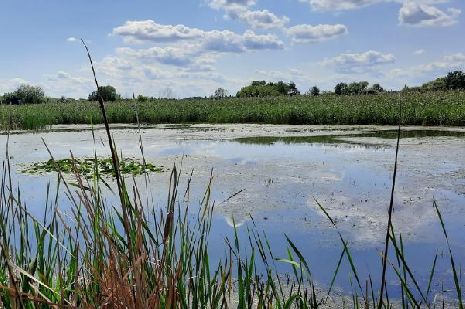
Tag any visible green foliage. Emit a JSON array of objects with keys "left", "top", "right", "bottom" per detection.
[
  {"left": 136, "top": 95, "right": 149, "bottom": 102},
  {"left": 422, "top": 78, "right": 447, "bottom": 91},
  {"left": 334, "top": 82, "right": 348, "bottom": 95},
  {"left": 335, "top": 81, "right": 385, "bottom": 95},
  {"left": 2, "top": 84, "right": 46, "bottom": 105},
  {"left": 444, "top": 71, "right": 465, "bottom": 90},
  {"left": 370, "top": 83, "right": 385, "bottom": 93},
  {"left": 211, "top": 88, "right": 229, "bottom": 99},
  {"left": 0, "top": 91, "right": 465, "bottom": 130},
  {"left": 309, "top": 86, "right": 320, "bottom": 96},
  {"left": 236, "top": 80, "right": 300, "bottom": 97},
  {"left": 418, "top": 71, "right": 465, "bottom": 92},
  {"left": 24, "top": 157, "right": 163, "bottom": 177},
  {"left": 88, "top": 85, "right": 120, "bottom": 102}
]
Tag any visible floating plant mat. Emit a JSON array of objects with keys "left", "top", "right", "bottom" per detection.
[{"left": 22, "top": 158, "right": 164, "bottom": 177}]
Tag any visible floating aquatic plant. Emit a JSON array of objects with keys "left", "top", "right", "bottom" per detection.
[{"left": 23, "top": 157, "right": 163, "bottom": 177}]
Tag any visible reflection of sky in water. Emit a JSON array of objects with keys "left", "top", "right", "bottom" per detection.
[{"left": 1, "top": 127, "right": 465, "bottom": 300}]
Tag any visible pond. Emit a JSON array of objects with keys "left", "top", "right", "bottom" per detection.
[{"left": 1, "top": 124, "right": 465, "bottom": 301}]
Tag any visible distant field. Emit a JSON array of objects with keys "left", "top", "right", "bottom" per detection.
[{"left": 1, "top": 91, "right": 464, "bottom": 130}]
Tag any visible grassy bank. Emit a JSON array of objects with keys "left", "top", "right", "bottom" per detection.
[{"left": 1, "top": 91, "right": 465, "bottom": 130}]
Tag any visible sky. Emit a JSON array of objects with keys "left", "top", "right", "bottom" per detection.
[{"left": 0, "top": 0, "right": 464, "bottom": 98}]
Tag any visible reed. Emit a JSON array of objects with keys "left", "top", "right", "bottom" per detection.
[{"left": 1, "top": 91, "right": 465, "bottom": 130}]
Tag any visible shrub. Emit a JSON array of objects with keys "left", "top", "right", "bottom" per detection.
[
  {"left": 236, "top": 81, "right": 300, "bottom": 98},
  {"left": 212, "top": 88, "right": 229, "bottom": 99},
  {"left": 309, "top": 86, "right": 320, "bottom": 96},
  {"left": 2, "top": 84, "right": 46, "bottom": 104},
  {"left": 88, "top": 85, "right": 120, "bottom": 102}
]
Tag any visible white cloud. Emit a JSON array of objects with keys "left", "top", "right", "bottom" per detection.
[
  {"left": 209, "top": 0, "right": 289, "bottom": 29},
  {"left": 242, "top": 30, "right": 284, "bottom": 50},
  {"left": 103, "top": 19, "right": 286, "bottom": 97},
  {"left": 413, "top": 49, "right": 425, "bottom": 55},
  {"left": 112, "top": 20, "right": 204, "bottom": 43},
  {"left": 386, "top": 52, "right": 465, "bottom": 87},
  {"left": 0, "top": 78, "right": 30, "bottom": 94},
  {"left": 323, "top": 50, "right": 395, "bottom": 73},
  {"left": 299, "top": 0, "right": 383, "bottom": 11},
  {"left": 225, "top": 7, "right": 290, "bottom": 29},
  {"left": 116, "top": 46, "right": 199, "bottom": 67},
  {"left": 209, "top": 0, "right": 256, "bottom": 9},
  {"left": 67, "top": 37, "right": 78, "bottom": 42},
  {"left": 287, "top": 24, "right": 348, "bottom": 43},
  {"left": 91, "top": 53, "right": 236, "bottom": 98},
  {"left": 111, "top": 20, "right": 284, "bottom": 54},
  {"left": 399, "top": 2, "right": 461, "bottom": 27}
]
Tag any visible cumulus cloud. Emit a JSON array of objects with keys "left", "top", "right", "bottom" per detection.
[
  {"left": 323, "top": 50, "right": 395, "bottom": 73},
  {"left": 66, "top": 37, "right": 78, "bottom": 42},
  {"left": 92, "top": 53, "right": 237, "bottom": 98},
  {"left": 392, "top": 54, "right": 465, "bottom": 78},
  {"left": 209, "top": 0, "right": 289, "bottom": 29},
  {"left": 112, "top": 20, "right": 284, "bottom": 53},
  {"left": 413, "top": 49, "right": 425, "bottom": 55},
  {"left": 399, "top": 2, "right": 461, "bottom": 27},
  {"left": 299, "top": 0, "right": 382, "bottom": 11},
  {"left": 112, "top": 20, "right": 204, "bottom": 43},
  {"left": 242, "top": 30, "right": 285, "bottom": 50},
  {"left": 387, "top": 52, "right": 465, "bottom": 86},
  {"left": 105, "top": 19, "right": 285, "bottom": 97},
  {"left": 0, "top": 78, "right": 30, "bottom": 94},
  {"left": 224, "top": 7, "right": 290, "bottom": 29},
  {"left": 209, "top": 0, "right": 256, "bottom": 9},
  {"left": 116, "top": 46, "right": 198, "bottom": 66},
  {"left": 287, "top": 24, "right": 348, "bottom": 43}
]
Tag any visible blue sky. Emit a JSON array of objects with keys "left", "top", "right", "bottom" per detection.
[{"left": 1, "top": 0, "right": 464, "bottom": 98}]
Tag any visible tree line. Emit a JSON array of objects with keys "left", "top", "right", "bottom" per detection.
[{"left": 1, "top": 71, "right": 465, "bottom": 104}]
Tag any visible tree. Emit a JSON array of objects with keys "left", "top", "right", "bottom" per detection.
[
  {"left": 2, "top": 84, "right": 46, "bottom": 104},
  {"left": 370, "top": 83, "right": 384, "bottom": 93},
  {"left": 444, "top": 71, "right": 465, "bottom": 90},
  {"left": 335, "top": 81, "right": 371, "bottom": 95},
  {"left": 422, "top": 78, "right": 447, "bottom": 91},
  {"left": 236, "top": 81, "right": 300, "bottom": 98},
  {"left": 347, "top": 81, "right": 369, "bottom": 95},
  {"left": 419, "top": 71, "right": 465, "bottom": 91},
  {"left": 309, "top": 86, "right": 320, "bottom": 96},
  {"left": 334, "top": 83, "right": 348, "bottom": 95},
  {"left": 136, "top": 95, "right": 149, "bottom": 102},
  {"left": 88, "top": 85, "right": 120, "bottom": 102},
  {"left": 212, "top": 88, "right": 229, "bottom": 99},
  {"left": 287, "top": 82, "right": 300, "bottom": 96}
]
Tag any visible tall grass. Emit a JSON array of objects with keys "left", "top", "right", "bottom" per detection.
[
  {"left": 0, "top": 45, "right": 463, "bottom": 308},
  {"left": 1, "top": 91, "right": 465, "bottom": 130}
]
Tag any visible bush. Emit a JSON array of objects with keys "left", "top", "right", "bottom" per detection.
[
  {"left": 309, "top": 86, "right": 320, "bottom": 96},
  {"left": 236, "top": 81, "right": 300, "bottom": 98},
  {"left": 88, "top": 85, "right": 120, "bottom": 102},
  {"left": 444, "top": 71, "right": 465, "bottom": 90},
  {"left": 420, "top": 71, "right": 465, "bottom": 91},
  {"left": 212, "top": 88, "right": 229, "bottom": 99},
  {"left": 2, "top": 84, "right": 46, "bottom": 105}
]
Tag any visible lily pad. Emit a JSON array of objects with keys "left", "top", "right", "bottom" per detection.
[{"left": 23, "top": 157, "right": 163, "bottom": 177}]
